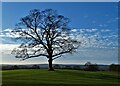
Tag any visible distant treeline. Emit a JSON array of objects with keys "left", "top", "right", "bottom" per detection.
[
  {"left": 1, "top": 62, "right": 120, "bottom": 71},
  {"left": 53, "top": 63, "right": 120, "bottom": 71},
  {"left": 2, "top": 64, "right": 40, "bottom": 70}
]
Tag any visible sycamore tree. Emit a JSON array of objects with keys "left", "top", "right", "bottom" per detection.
[{"left": 12, "top": 9, "right": 80, "bottom": 71}]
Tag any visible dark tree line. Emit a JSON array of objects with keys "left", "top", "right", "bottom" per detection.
[{"left": 2, "top": 63, "right": 119, "bottom": 71}]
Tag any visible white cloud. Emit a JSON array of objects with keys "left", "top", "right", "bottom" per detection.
[
  {"left": 91, "top": 28, "right": 97, "bottom": 31},
  {"left": 79, "top": 28, "right": 98, "bottom": 33},
  {"left": 71, "top": 29, "right": 77, "bottom": 32},
  {"left": 86, "top": 28, "right": 98, "bottom": 32},
  {"left": 0, "top": 28, "right": 118, "bottom": 65},
  {"left": 3, "top": 28, "right": 13, "bottom": 32},
  {"left": 101, "top": 29, "right": 110, "bottom": 32},
  {"left": 1, "top": 44, "right": 118, "bottom": 65},
  {"left": 1, "top": 28, "right": 118, "bottom": 49},
  {"left": 0, "top": 44, "right": 19, "bottom": 54},
  {"left": 108, "top": 35, "right": 118, "bottom": 38}
]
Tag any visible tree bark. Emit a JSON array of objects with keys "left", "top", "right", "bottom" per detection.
[{"left": 48, "top": 58, "right": 54, "bottom": 71}]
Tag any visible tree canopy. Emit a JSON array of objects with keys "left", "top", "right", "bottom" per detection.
[{"left": 12, "top": 9, "right": 80, "bottom": 70}]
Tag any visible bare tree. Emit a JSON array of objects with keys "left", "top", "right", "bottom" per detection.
[{"left": 11, "top": 9, "right": 80, "bottom": 71}]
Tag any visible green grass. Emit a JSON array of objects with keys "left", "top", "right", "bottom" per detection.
[{"left": 2, "top": 69, "right": 120, "bottom": 86}]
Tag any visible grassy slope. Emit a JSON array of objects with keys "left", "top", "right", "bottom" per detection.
[{"left": 2, "top": 69, "right": 119, "bottom": 86}]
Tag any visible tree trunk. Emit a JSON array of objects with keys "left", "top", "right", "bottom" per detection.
[{"left": 48, "top": 58, "right": 54, "bottom": 71}]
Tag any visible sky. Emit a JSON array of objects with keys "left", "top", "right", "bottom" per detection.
[
  {"left": 0, "top": 2, "right": 119, "bottom": 65},
  {"left": 1, "top": 0, "right": 120, "bottom": 2}
]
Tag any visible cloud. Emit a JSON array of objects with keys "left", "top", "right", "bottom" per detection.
[
  {"left": 0, "top": 28, "right": 118, "bottom": 49},
  {"left": 0, "top": 44, "right": 19, "bottom": 54},
  {"left": 76, "top": 29, "right": 118, "bottom": 48},
  {"left": 0, "top": 28, "right": 21, "bottom": 38},
  {"left": 55, "top": 47, "right": 118, "bottom": 65},
  {"left": 0, "top": 27, "right": 118, "bottom": 64},
  {"left": 3, "top": 28, "right": 13, "bottom": 32},
  {"left": 1, "top": 44, "right": 118, "bottom": 65},
  {"left": 71, "top": 29, "right": 77, "bottom": 32},
  {"left": 100, "top": 29, "right": 110, "bottom": 32},
  {"left": 79, "top": 28, "right": 98, "bottom": 33}
]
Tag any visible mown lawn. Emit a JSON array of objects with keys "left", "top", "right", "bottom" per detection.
[{"left": 2, "top": 69, "right": 120, "bottom": 86}]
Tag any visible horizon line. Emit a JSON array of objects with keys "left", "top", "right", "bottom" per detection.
[{"left": 1, "top": 63, "right": 119, "bottom": 65}]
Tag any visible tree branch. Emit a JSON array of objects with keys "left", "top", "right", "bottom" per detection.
[
  {"left": 22, "top": 54, "right": 48, "bottom": 60},
  {"left": 52, "top": 55, "right": 62, "bottom": 60}
]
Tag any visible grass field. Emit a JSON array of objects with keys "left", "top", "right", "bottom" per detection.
[{"left": 2, "top": 69, "right": 120, "bottom": 86}]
